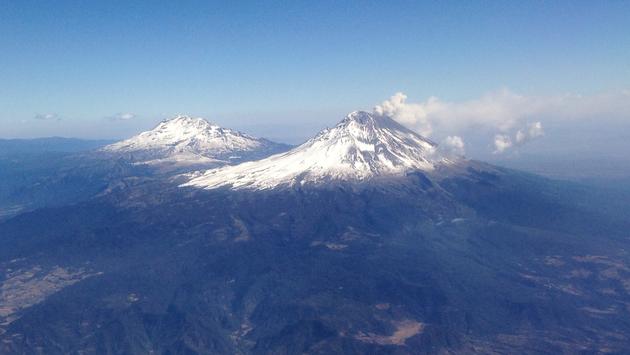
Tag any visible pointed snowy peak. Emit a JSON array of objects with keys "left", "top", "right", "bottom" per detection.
[
  {"left": 183, "top": 111, "right": 453, "bottom": 190},
  {"left": 101, "top": 115, "right": 289, "bottom": 170},
  {"left": 309, "top": 110, "right": 438, "bottom": 166}
]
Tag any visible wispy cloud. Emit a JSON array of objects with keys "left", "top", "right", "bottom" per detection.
[
  {"left": 374, "top": 92, "right": 434, "bottom": 136},
  {"left": 493, "top": 134, "right": 513, "bottom": 154},
  {"left": 33, "top": 113, "right": 61, "bottom": 121},
  {"left": 375, "top": 89, "right": 630, "bottom": 153},
  {"left": 441, "top": 135, "right": 466, "bottom": 156},
  {"left": 515, "top": 121, "right": 544, "bottom": 144},
  {"left": 492, "top": 121, "right": 545, "bottom": 154},
  {"left": 106, "top": 112, "right": 137, "bottom": 121}
]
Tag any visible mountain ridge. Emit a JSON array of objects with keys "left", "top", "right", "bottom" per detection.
[
  {"left": 183, "top": 111, "right": 459, "bottom": 190},
  {"left": 102, "top": 115, "right": 290, "bottom": 171}
]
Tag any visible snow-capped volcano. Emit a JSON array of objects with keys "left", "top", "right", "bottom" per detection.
[
  {"left": 183, "top": 111, "right": 453, "bottom": 190},
  {"left": 101, "top": 115, "right": 288, "bottom": 170}
]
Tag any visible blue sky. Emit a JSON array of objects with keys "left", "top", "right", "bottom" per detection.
[{"left": 1, "top": 1, "right": 629, "bottom": 151}]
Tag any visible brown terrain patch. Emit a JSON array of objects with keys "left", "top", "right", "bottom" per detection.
[
  {"left": 309, "top": 241, "right": 348, "bottom": 250},
  {"left": 519, "top": 273, "right": 582, "bottom": 296},
  {"left": 580, "top": 307, "right": 618, "bottom": 316},
  {"left": 354, "top": 319, "right": 424, "bottom": 346},
  {"left": 0, "top": 265, "right": 99, "bottom": 326},
  {"left": 544, "top": 256, "right": 565, "bottom": 267},
  {"left": 232, "top": 217, "right": 250, "bottom": 242},
  {"left": 574, "top": 256, "right": 630, "bottom": 295},
  {"left": 324, "top": 243, "right": 348, "bottom": 250}
]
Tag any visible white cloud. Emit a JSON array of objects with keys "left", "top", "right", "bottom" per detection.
[
  {"left": 493, "top": 134, "right": 513, "bottom": 154},
  {"left": 442, "top": 135, "right": 466, "bottom": 156},
  {"left": 492, "top": 122, "right": 544, "bottom": 154},
  {"left": 375, "top": 89, "right": 629, "bottom": 154},
  {"left": 34, "top": 113, "right": 61, "bottom": 121},
  {"left": 515, "top": 121, "right": 544, "bottom": 144},
  {"left": 374, "top": 92, "right": 435, "bottom": 136},
  {"left": 107, "top": 112, "right": 137, "bottom": 121}
]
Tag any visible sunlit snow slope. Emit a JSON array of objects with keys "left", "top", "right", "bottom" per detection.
[
  {"left": 184, "top": 111, "right": 454, "bottom": 190},
  {"left": 102, "top": 115, "right": 287, "bottom": 169}
]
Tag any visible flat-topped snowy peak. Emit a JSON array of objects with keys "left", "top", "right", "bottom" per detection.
[
  {"left": 101, "top": 115, "right": 288, "bottom": 171},
  {"left": 103, "top": 115, "right": 268, "bottom": 155},
  {"left": 184, "top": 111, "right": 451, "bottom": 190}
]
